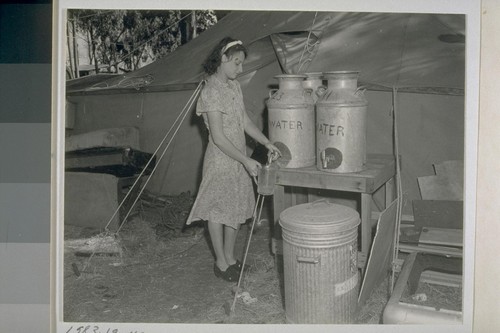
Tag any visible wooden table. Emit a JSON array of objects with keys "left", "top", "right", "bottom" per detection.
[{"left": 272, "top": 154, "right": 396, "bottom": 266}]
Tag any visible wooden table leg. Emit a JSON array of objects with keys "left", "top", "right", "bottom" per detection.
[
  {"left": 361, "top": 193, "right": 372, "bottom": 258},
  {"left": 272, "top": 185, "right": 285, "bottom": 255},
  {"left": 273, "top": 185, "right": 285, "bottom": 226}
]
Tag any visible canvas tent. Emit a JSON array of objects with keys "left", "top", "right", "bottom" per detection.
[{"left": 65, "top": 11, "right": 465, "bottom": 215}]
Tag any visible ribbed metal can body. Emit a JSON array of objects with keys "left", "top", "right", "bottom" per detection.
[
  {"left": 279, "top": 200, "right": 360, "bottom": 324},
  {"left": 267, "top": 74, "right": 315, "bottom": 168},
  {"left": 316, "top": 71, "right": 367, "bottom": 173}
]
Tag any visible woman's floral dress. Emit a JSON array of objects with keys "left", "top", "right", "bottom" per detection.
[{"left": 186, "top": 76, "right": 255, "bottom": 228}]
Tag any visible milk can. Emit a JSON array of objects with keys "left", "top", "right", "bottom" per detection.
[
  {"left": 279, "top": 200, "right": 360, "bottom": 324},
  {"left": 316, "top": 71, "right": 367, "bottom": 173},
  {"left": 302, "top": 72, "right": 326, "bottom": 103},
  {"left": 267, "top": 74, "right": 315, "bottom": 168}
]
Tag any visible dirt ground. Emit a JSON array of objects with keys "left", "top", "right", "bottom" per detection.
[
  {"left": 64, "top": 212, "right": 288, "bottom": 324},
  {"left": 63, "top": 192, "right": 458, "bottom": 325}
]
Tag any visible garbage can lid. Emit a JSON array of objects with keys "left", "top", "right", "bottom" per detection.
[{"left": 279, "top": 200, "right": 360, "bottom": 234}]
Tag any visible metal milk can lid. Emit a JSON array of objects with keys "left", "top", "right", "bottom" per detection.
[{"left": 279, "top": 199, "right": 360, "bottom": 234}]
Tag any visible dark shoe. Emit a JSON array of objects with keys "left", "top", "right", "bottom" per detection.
[
  {"left": 214, "top": 263, "right": 239, "bottom": 282},
  {"left": 229, "top": 260, "right": 250, "bottom": 272}
]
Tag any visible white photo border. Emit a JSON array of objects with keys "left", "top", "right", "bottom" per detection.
[{"left": 52, "top": 1, "right": 480, "bottom": 332}]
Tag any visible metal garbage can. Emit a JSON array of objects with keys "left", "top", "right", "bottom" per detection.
[{"left": 279, "top": 200, "right": 360, "bottom": 324}]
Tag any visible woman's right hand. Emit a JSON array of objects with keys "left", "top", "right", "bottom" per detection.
[{"left": 243, "top": 158, "right": 261, "bottom": 177}]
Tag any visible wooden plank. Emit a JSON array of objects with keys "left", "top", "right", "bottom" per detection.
[
  {"left": 434, "top": 160, "right": 463, "bottom": 179},
  {"left": 387, "top": 248, "right": 418, "bottom": 305},
  {"left": 276, "top": 167, "right": 371, "bottom": 192},
  {"left": 65, "top": 235, "right": 122, "bottom": 256},
  {"left": 413, "top": 200, "right": 463, "bottom": 229},
  {"left": 273, "top": 185, "right": 285, "bottom": 225},
  {"left": 65, "top": 172, "right": 121, "bottom": 231},
  {"left": 398, "top": 243, "right": 463, "bottom": 257},
  {"left": 358, "top": 199, "right": 398, "bottom": 305},
  {"left": 275, "top": 154, "right": 395, "bottom": 194},
  {"left": 357, "top": 251, "right": 368, "bottom": 269},
  {"left": 289, "top": 187, "right": 308, "bottom": 206},
  {"left": 372, "top": 210, "right": 414, "bottom": 222},
  {"left": 418, "top": 160, "right": 464, "bottom": 200},
  {"left": 392, "top": 257, "right": 462, "bottom": 287},
  {"left": 271, "top": 238, "right": 283, "bottom": 255},
  {"left": 370, "top": 158, "right": 396, "bottom": 192},
  {"left": 65, "top": 127, "right": 140, "bottom": 152},
  {"left": 272, "top": 185, "right": 285, "bottom": 242},
  {"left": 417, "top": 175, "right": 463, "bottom": 201},
  {"left": 420, "top": 271, "right": 462, "bottom": 288},
  {"left": 419, "top": 227, "right": 463, "bottom": 247},
  {"left": 360, "top": 193, "right": 373, "bottom": 256},
  {"left": 385, "top": 177, "right": 395, "bottom": 207},
  {"left": 398, "top": 225, "right": 422, "bottom": 244}
]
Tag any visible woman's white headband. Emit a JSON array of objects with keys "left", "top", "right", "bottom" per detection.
[{"left": 221, "top": 40, "right": 243, "bottom": 54}]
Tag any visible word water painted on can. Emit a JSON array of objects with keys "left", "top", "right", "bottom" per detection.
[
  {"left": 317, "top": 123, "right": 345, "bottom": 137},
  {"left": 270, "top": 120, "right": 304, "bottom": 130}
]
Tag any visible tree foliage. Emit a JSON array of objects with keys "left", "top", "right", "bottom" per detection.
[{"left": 69, "top": 9, "right": 218, "bottom": 74}]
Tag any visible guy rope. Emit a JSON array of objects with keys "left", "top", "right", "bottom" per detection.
[{"left": 79, "top": 80, "right": 205, "bottom": 273}]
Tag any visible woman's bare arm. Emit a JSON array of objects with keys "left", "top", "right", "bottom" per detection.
[
  {"left": 243, "top": 110, "right": 282, "bottom": 158},
  {"left": 206, "top": 111, "right": 261, "bottom": 176}
]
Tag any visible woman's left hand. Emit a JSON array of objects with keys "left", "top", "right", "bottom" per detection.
[
  {"left": 264, "top": 142, "right": 282, "bottom": 162},
  {"left": 243, "top": 157, "right": 261, "bottom": 177}
]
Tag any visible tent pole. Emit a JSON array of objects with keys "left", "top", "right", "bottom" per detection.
[{"left": 390, "top": 87, "right": 404, "bottom": 293}]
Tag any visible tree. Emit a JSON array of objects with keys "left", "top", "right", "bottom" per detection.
[
  {"left": 69, "top": 9, "right": 218, "bottom": 75},
  {"left": 70, "top": 10, "right": 124, "bottom": 73}
]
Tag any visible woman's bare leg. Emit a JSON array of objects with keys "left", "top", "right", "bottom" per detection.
[
  {"left": 224, "top": 224, "right": 240, "bottom": 266},
  {"left": 208, "top": 221, "right": 228, "bottom": 270}
]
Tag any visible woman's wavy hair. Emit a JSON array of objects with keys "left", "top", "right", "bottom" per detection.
[{"left": 202, "top": 37, "right": 248, "bottom": 75}]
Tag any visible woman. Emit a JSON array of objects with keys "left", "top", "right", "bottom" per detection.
[{"left": 186, "top": 37, "right": 281, "bottom": 282}]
